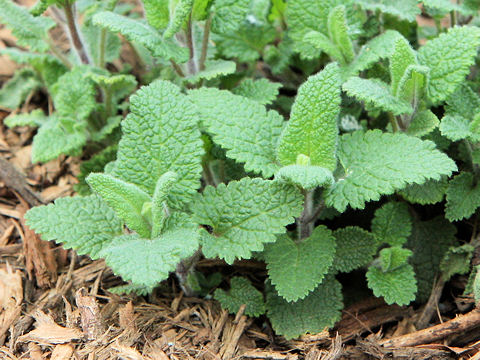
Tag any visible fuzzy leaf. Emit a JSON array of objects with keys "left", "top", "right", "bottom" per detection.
[
  {"left": 152, "top": 172, "right": 178, "bottom": 237},
  {"left": 445, "top": 83, "right": 480, "bottom": 118},
  {"left": 372, "top": 202, "right": 412, "bottom": 246},
  {"left": 188, "top": 88, "right": 283, "bottom": 177},
  {"left": 355, "top": 0, "right": 420, "bottom": 21},
  {"left": 184, "top": 60, "right": 236, "bottom": 84},
  {"left": 399, "top": 177, "right": 448, "bottom": 205},
  {"left": 212, "top": 0, "right": 250, "bottom": 34},
  {"left": 342, "top": 77, "right": 413, "bottom": 116},
  {"left": 75, "top": 146, "right": 117, "bottom": 196},
  {"left": 111, "top": 80, "right": 203, "bottom": 209},
  {"left": 390, "top": 37, "right": 417, "bottom": 97},
  {"left": 446, "top": 172, "right": 480, "bottom": 221},
  {"left": 275, "top": 165, "right": 334, "bottom": 190},
  {"left": 142, "top": 0, "right": 169, "bottom": 29},
  {"left": 4, "top": 109, "right": 47, "bottom": 128},
  {"left": 107, "top": 283, "right": 156, "bottom": 296},
  {"left": 92, "top": 11, "right": 189, "bottom": 62},
  {"left": 327, "top": 5, "right": 354, "bottom": 64},
  {"left": 264, "top": 227, "right": 336, "bottom": 302},
  {"left": 378, "top": 246, "right": 412, "bottom": 271},
  {"left": 325, "top": 130, "right": 457, "bottom": 212},
  {"left": 418, "top": 26, "right": 480, "bottom": 104},
  {"left": 277, "top": 63, "right": 341, "bottom": 171},
  {"left": 397, "top": 65, "right": 429, "bottom": 105},
  {"left": 232, "top": 78, "right": 282, "bottom": 105},
  {"left": 24, "top": 195, "right": 123, "bottom": 258},
  {"left": 192, "top": 178, "right": 303, "bottom": 264},
  {"left": 215, "top": 277, "right": 266, "bottom": 316},
  {"left": 164, "top": 0, "right": 194, "bottom": 38},
  {"left": 266, "top": 276, "right": 343, "bottom": 339},
  {"left": 0, "top": 69, "right": 41, "bottom": 110},
  {"left": 407, "top": 110, "right": 439, "bottom": 137},
  {"left": 303, "top": 31, "right": 343, "bottom": 63},
  {"left": 332, "top": 226, "right": 377, "bottom": 273},
  {"left": 440, "top": 115, "right": 477, "bottom": 142},
  {"left": 440, "top": 244, "right": 474, "bottom": 281}
]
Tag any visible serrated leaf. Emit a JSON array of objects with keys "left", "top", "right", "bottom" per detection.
[
  {"left": 372, "top": 202, "right": 412, "bottom": 246},
  {"left": 98, "top": 228, "right": 199, "bottom": 287},
  {"left": 446, "top": 172, "right": 480, "bottom": 221},
  {"left": 107, "top": 283, "right": 155, "bottom": 296},
  {"left": 399, "top": 177, "right": 448, "bottom": 205},
  {"left": 440, "top": 244, "right": 474, "bottom": 281},
  {"left": 418, "top": 26, "right": 480, "bottom": 104},
  {"left": 406, "top": 217, "right": 457, "bottom": 302},
  {"left": 342, "top": 77, "right": 413, "bottom": 116},
  {"left": 327, "top": 5, "right": 354, "bottom": 64},
  {"left": 232, "top": 78, "right": 282, "bottom": 105},
  {"left": 212, "top": 0, "right": 249, "bottom": 34},
  {"left": 214, "top": 277, "right": 266, "bottom": 316},
  {"left": 355, "top": 0, "right": 420, "bottom": 21},
  {"left": 325, "top": 130, "right": 457, "bottom": 212},
  {"left": 86, "top": 173, "right": 152, "bottom": 238},
  {"left": 142, "top": 0, "right": 169, "bottom": 29},
  {"left": 445, "top": 83, "right": 480, "bottom": 119},
  {"left": 390, "top": 37, "right": 417, "bottom": 97},
  {"left": 378, "top": 246, "right": 412, "bottom": 271},
  {"left": 266, "top": 276, "right": 343, "bottom": 339},
  {"left": 264, "top": 228, "right": 336, "bottom": 302},
  {"left": 92, "top": 11, "right": 189, "bottom": 62},
  {"left": 111, "top": 80, "right": 203, "bottom": 209},
  {"left": 193, "top": 0, "right": 214, "bottom": 20},
  {"left": 275, "top": 165, "right": 334, "bottom": 190},
  {"left": 422, "top": 0, "right": 463, "bottom": 13},
  {"left": 0, "top": 68, "right": 41, "bottom": 110},
  {"left": 184, "top": 60, "right": 236, "bottom": 84},
  {"left": 332, "top": 226, "right": 377, "bottom": 273},
  {"left": 192, "top": 178, "right": 303, "bottom": 264},
  {"left": 396, "top": 65, "right": 429, "bottom": 105},
  {"left": 152, "top": 171, "right": 177, "bottom": 237},
  {"left": 440, "top": 115, "right": 478, "bottom": 142},
  {"left": 188, "top": 87, "right": 283, "bottom": 177},
  {"left": 407, "top": 110, "right": 439, "bottom": 137},
  {"left": 277, "top": 63, "right": 341, "bottom": 171},
  {"left": 303, "top": 30, "right": 344, "bottom": 63},
  {"left": 4, "top": 109, "right": 47, "bottom": 128},
  {"left": 164, "top": 0, "right": 194, "bottom": 38},
  {"left": 25, "top": 195, "right": 123, "bottom": 258}
]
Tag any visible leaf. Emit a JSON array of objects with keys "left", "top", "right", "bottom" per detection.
[
  {"left": 371, "top": 202, "right": 412, "bottom": 246},
  {"left": 440, "top": 115, "right": 477, "bottom": 142},
  {"left": 86, "top": 173, "right": 152, "bottom": 238},
  {"left": 111, "top": 80, "right": 204, "bottom": 209},
  {"left": 355, "top": 0, "right": 420, "bottom": 21},
  {"left": 98, "top": 228, "right": 199, "bottom": 287},
  {"left": 152, "top": 172, "right": 178, "bottom": 237},
  {"left": 4, "top": 109, "right": 48, "bottom": 128},
  {"left": 399, "top": 177, "right": 448, "bottom": 205},
  {"left": 266, "top": 276, "right": 343, "bottom": 339},
  {"left": 275, "top": 165, "right": 334, "bottom": 190},
  {"left": 232, "top": 78, "right": 282, "bottom": 105},
  {"left": 211, "top": 0, "right": 250, "bottom": 34},
  {"left": 407, "top": 110, "right": 439, "bottom": 137},
  {"left": 92, "top": 11, "right": 189, "bottom": 63},
  {"left": 342, "top": 77, "right": 413, "bottom": 116},
  {"left": 0, "top": 0, "right": 55, "bottom": 52},
  {"left": 214, "top": 277, "right": 266, "bottom": 316},
  {"left": 422, "top": 0, "right": 463, "bottom": 13},
  {"left": 107, "top": 283, "right": 156, "bottom": 296},
  {"left": 24, "top": 195, "right": 123, "bottom": 258},
  {"left": 474, "top": 266, "right": 480, "bottom": 303},
  {"left": 188, "top": 87, "right": 283, "bottom": 177},
  {"left": 277, "top": 63, "right": 341, "bottom": 171},
  {"left": 396, "top": 65, "right": 429, "bottom": 105},
  {"left": 82, "top": 20, "right": 122, "bottom": 66},
  {"left": 184, "top": 60, "right": 236, "bottom": 84},
  {"left": 418, "top": 26, "right": 480, "bottom": 104},
  {"left": 406, "top": 217, "right": 457, "bottom": 302},
  {"left": 193, "top": 0, "right": 214, "bottom": 20},
  {"left": 142, "top": 0, "right": 169, "bottom": 29},
  {"left": 332, "top": 226, "right": 377, "bottom": 273},
  {"left": 445, "top": 83, "right": 480, "bottom": 119},
  {"left": 325, "top": 130, "right": 457, "bottom": 212},
  {"left": 327, "top": 5, "right": 354, "bottom": 64},
  {"left": 0, "top": 69, "right": 41, "bottom": 110},
  {"left": 164, "top": 0, "right": 194, "bottom": 38},
  {"left": 264, "top": 227, "right": 336, "bottom": 302},
  {"left": 445, "top": 172, "right": 480, "bottom": 221},
  {"left": 192, "top": 178, "right": 304, "bottom": 264},
  {"left": 389, "top": 37, "right": 417, "bottom": 97},
  {"left": 378, "top": 246, "right": 412, "bottom": 271},
  {"left": 303, "top": 31, "right": 344, "bottom": 63},
  {"left": 440, "top": 244, "right": 474, "bottom": 281}
]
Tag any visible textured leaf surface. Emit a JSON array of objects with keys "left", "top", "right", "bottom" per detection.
[
  {"left": 356, "top": 0, "right": 420, "bottom": 21},
  {"left": 277, "top": 63, "right": 340, "bottom": 171},
  {"left": 303, "top": 30, "right": 343, "bottom": 63},
  {"left": 142, "top": 0, "right": 169, "bottom": 29},
  {"left": 446, "top": 172, "right": 480, "bottom": 221},
  {"left": 325, "top": 130, "right": 457, "bottom": 212},
  {"left": 0, "top": 69, "right": 41, "bottom": 110},
  {"left": 418, "top": 26, "right": 480, "bottom": 104},
  {"left": 327, "top": 5, "right": 354, "bottom": 64},
  {"left": 378, "top": 246, "right": 412, "bottom": 271},
  {"left": 440, "top": 245, "right": 474, "bottom": 281},
  {"left": 440, "top": 115, "right": 476, "bottom": 142},
  {"left": 164, "top": 0, "right": 194, "bottom": 38},
  {"left": 214, "top": 277, "right": 266, "bottom": 316},
  {"left": 111, "top": 80, "right": 203, "bottom": 208},
  {"left": 445, "top": 83, "right": 480, "bottom": 118},
  {"left": 275, "top": 165, "right": 334, "bottom": 190},
  {"left": 407, "top": 110, "right": 439, "bottom": 137},
  {"left": 232, "top": 78, "right": 282, "bottom": 105},
  {"left": 152, "top": 172, "right": 178, "bottom": 237},
  {"left": 372, "top": 202, "right": 412, "bottom": 246},
  {"left": 266, "top": 276, "right": 343, "bottom": 339},
  {"left": 264, "top": 228, "right": 336, "bottom": 302},
  {"left": 75, "top": 146, "right": 117, "bottom": 196},
  {"left": 192, "top": 178, "right": 303, "bottom": 264},
  {"left": 189, "top": 88, "right": 283, "bottom": 177},
  {"left": 185, "top": 60, "right": 236, "bottom": 84},
  {"left": 92, "top": 11, "right": 189, "bottom": 62},
  {"left": 399, "top": 178, "right": 448, "bottom": 205},
  {"left": 390, "top": 37, "right": 417, "bottom": 97},
  {"left": 212, "top": 0, "right": 249, "bottom": 34},
  {"left": 25, "top": 195, "right": 123, "bottom": 258},
  {"left": 332, "top": 226, "right": 377, "bottom": 273},
  {"left": 342, "top": 77, "right": 413, "bottom": 116},
  {"left": 4, "top": 109, "right": 47, "bottom": 128}
]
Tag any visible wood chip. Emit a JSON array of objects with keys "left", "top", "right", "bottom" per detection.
[
  {"left": 0, "top": 265, "right": 23, "bottom": 346},
  {"left": 75, "top": 288, "right": 104, "bottom": 341},
  {"left": 51, "top": 344, "right": 74, "bottom": 360}
]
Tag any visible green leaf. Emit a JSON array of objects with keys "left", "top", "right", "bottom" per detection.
[
  {"left": 440, "top": 244, "right": 474, "bottom": 281},
  {"left": 98, "top": 228, "right": 199, "bottom": 287},
  {"left": 355, "top": 0, "right": 420, "bottom": 21},
  {"left": 275, "top": 165, "right": 334, "bottom": 190},
  {"left": 232, "top": 78, "right": 282, "bottom": 105},
  {"left": 445, "top": 172, "right": 480, "bottom": 221},
  {"left": 111, "top": 80, "right": 204, "bottom": 208},
  {"left": 422, "top": 0, "right": 463, "bottom": 13},
  {"left": 396, "top": 65, "right": 429, "bottom": 105},
  {"left": 214, "top": 277, "right": 266, "bottom": 317},
  {"left": 407, "top": 217, "right": 457, "bottom": 302},
  {"left": 86, "top": 173, "right": 152, "bottom": 238},
  {"left": 474, "top": 266, "right": 480, "bottom": 303},
  {"left": 445, "top": 83, "right": 480, "bottom": 119},
  {"left": 440, "top": 115, "right": 478, "bottom": 142},
  {"left": 24, "top": 195, "right": 123, "bottom": 258},
  {"left": 152, "top": 171, "right": 178, "bottom": 237},
  {"left": 418, "top": 26, "right": 480, "bottom": 104},
  {"left": 0, "top": 69, "right": 41, "bottom": 110},
  {"left": 0, "top": 0, "right": 55, "bottom": 52},
  {"left": 277, "top": 63, "right": 341, "bottom": 171},
  {"left": 82, "top": 20, "right": 122, "bottom": 66},
  {"left": 192, "top": 178, "right": 303, "bottom": 264},
  {"left": 164, "top": 0, "right": 194, "bottom": 38},
  {"left": 92, "top": 11, "right": 189, "bottom": 62},
  {"left": 211, "top": 0, "right": 250, "bottom": 34},
  {"left": 107, "top": 283, "right": 156, "bottom": 296},
  {"left": 407, "top": 110, "right": 439, "bottom": 137},
  {"left": 399, "top": 177, "right": 448, "bottom": 205},
  {"left": 378, "top": 246, "right": 412, "bottom": 271},
  {"left": 389, "top": 37, "right": 417, "bottom": 97},
  {"left": 184, "top": 60, "right": 236, "bottom": 84},
  {"left": 4, "top": 109, "right": 48, "bottom": 128},
  {"left": 327, "top": 5, "right": 354, "bottom": 64},
  {"left": 266, "top": 276, "right": 343, "bottom": 339},
  {"left": 142, "top": 0, "right": 169, "bottom": 29},
  {"left": 372, "top": 202, "right": 412, "bottom": 246},
  {"left": 264, "top": 227, "right": 336, "bottom": 302},
  {"left": 325, "top": 130, "right": 457, "bottom": 212},
  {"left": 332, "top": 226, "right": 377, "bottom": 273},
  {"left": 188, "top": 87, "right": 283, "bottom": 177},
  {"left": 193, "top": 0, "right": 214, "bottom": 20},
  {"left": 342, "top": 77, "right": 413, "bottom": 116},
  {"left": 303, "top": 31, "right": 344, "bottom": 63}
]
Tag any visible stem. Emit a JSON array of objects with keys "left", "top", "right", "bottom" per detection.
[
  {"left": 175, "top": 249, "right": 202, "bottom": 296},
  {"left": 185, "top": 14, "right": 198, "bottom": 75},
  {"left": 170, "top": 59, "right": 186, "bottom": 77},
  {"left": 64, "top": 0, "right": 90, "bottom": 64},
  {"left": 416, "top": 275, "right": 446, "bottom": 329},
  {"left": 199, "top": 16, "right": 212, "bottom": 71},
  {"left": 388, "top": 112, "right": 399, "bottom": 132},
  {"left": 98, "top": 28, "right": 107, "bottom": 68},
  {"left": 104, "top": 88, "right": 113, "bottom": 120},
  {"left": 202, "top": 162, "right": 216, "bottom": 186},
  {"left": 450, "top": 10, "right": 457, "bottom": 27},
  {"left": 464, "top": 140, "right": 480, "bottom": 184},
  {"left": 297, "top": 190, "right": 314, "bottom": 240}
]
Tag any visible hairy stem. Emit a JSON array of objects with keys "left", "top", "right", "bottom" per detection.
[
  {"left": 297, "top": 190, "right": 314, "bottom": 240},
  {"left": 185, "top": 14, "right": 198, "bottom": 75},
  {"left": 175, "top": 249, "right": 202, "bottom": 296},
  {"left": 170, "top": 59, "right": 186, "bottom": 77},
  {"left": 199, "top": 16, "right": 212, "bottom": 71},
  {"left": 64, "top": 1, "right": 90, "bottom": 64},
  {"left": 388, "top": 112, "right": 399, "bottom": 132}
]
